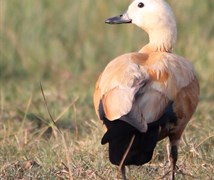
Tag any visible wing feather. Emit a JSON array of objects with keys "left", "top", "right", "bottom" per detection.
[
  {"left": 94, "top": 52, "right": 197, "bottom": 132},
  {"left": 94, "top": 53, "right": 149, "bottom": 122}
]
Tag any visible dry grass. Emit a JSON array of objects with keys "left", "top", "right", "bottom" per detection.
[{"left": 0, "top": 0, "right": 214, "bottom": 179}]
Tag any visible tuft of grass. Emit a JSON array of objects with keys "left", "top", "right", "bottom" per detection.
[{"left": 0, "top": 0, "right": 214, "bottom": 179}]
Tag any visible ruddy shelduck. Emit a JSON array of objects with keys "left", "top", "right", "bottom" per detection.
[{"left": 93, "top": 0, "right": 199, "bottom": 179}]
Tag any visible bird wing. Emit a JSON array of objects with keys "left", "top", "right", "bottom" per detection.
[
  {"left": 94, "top": 52, "right": 197, "bottom": 132},
  {"left": 98, "top": 53, "right": 149, "bottom": 123},
  {"left": 94, "top": 53, "right": 149, "bottom": 120}
]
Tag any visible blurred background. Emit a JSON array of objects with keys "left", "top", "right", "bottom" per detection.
[{"left": 0, "top": 0, "right": 214, "bottom": 179}]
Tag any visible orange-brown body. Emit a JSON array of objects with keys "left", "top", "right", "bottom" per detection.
[
  {"left": 93, "top": 47, "right": 199, "bottom": 179},
  {"left": 93, "top": 1, "right": 199, "bottom": 179},
  {"left": 94, "top": 48, "right": 199, "bottom": 136}
]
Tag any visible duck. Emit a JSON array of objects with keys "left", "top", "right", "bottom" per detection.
[{"left": 93, "top": 0, "right": 199, "bottom": 179}]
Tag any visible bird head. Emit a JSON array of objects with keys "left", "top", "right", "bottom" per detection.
[{"left": 105, "top": 0, "right": 177, "bottom": 52}]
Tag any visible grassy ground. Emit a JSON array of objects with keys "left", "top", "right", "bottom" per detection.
[{"left": 0, "top": 0, "right": 214, "bottom": 179}]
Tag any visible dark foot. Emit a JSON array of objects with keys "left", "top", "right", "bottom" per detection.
[
  {"left": 120, "top": 165, "right": 126, "bottom": 180},
  {"left": 170, "top": 145, "right": 178, "bottom": 180}
]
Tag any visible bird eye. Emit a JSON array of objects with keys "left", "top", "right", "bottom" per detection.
[{"left": 138, "top": 2, "right": 144, "bottom": 8}]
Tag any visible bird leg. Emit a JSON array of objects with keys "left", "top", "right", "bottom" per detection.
[
  {"left": 121, "top": 165, "right": 126, "bottom": 180},
  {"left": 170, "top": 145, "right": 178, "bottom": 180},
  {"left": 118, "top": 134, "right": 135, "bottom": 180},
  {"left": 167, "top": 143, "right": 178, "bottom": 180}
]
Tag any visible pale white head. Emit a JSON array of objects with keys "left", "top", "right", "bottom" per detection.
[{"left": 106, "top": 0, "right": 177, "bottom": 52}]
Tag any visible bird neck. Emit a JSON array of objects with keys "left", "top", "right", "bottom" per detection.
[
  {"left": 140, "top": 27, "right": 177, "bottom": 53},
  {"left": 150, "top": 28, "right": 176, "bottom": 52}
]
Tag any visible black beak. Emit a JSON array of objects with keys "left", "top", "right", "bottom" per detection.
[{"left": 105, "top": 12, "right": 132, "bottom": 24}]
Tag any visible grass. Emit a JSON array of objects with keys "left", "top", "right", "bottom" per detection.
[{"left": 0, "top": 0, "right": 214, "bottom": 179}]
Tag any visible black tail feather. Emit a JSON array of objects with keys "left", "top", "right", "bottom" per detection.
[
  {"left": 100, "top": 100, "right": 177, "bottom": 166},
  {"left": 101, "top": 119, "right": 137, "bottom": 145},
  {"left": 104, "top": 121, "right": 159, "bottom": 165}
]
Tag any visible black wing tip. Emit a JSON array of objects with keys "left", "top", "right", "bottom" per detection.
[{"left": 98, "top": 100, "right": 105, "bottom": 120}]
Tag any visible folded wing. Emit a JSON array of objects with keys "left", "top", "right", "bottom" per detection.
[{"left": 94, "top": 52, "right": 197, "bottom": 133}]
